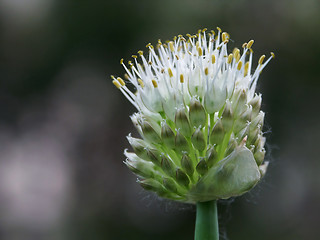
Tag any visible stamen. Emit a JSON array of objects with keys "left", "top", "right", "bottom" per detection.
[
  {"left": 180, "top": 74, "right": 184, "bottom": 83},
  {"left": 244, "top": 62, "right": 250, "bottom": 76},
  {"left": 152, "top": 79, "right": 158, "bottom": 88},
  {"left": 204, "top": 67, "right": 209, "bottom": 76},
  {"left": 247, "top": 40, "right": 254, "bottom": 49},
  {"left": 138, "top": 78, "right": 144, "bottom": 88},
  {"left": 237, "top": 61, "right": 243, "bottom": 70},
  {"left": 258, "top": 55, "right": 266, "bottom": 65},
  {"left": 227, "top": 54, "right": 233, "bottom": 64},
  {"left": 212, "top": 55, "right": 216, "bottom": 64},
  {"left": 117, "top": 77, "right": 125, "bottom": 86},
  {"left": 112, "top": 80, "right": 121, "bottom": 89},
  {"left": 169, "top": 41, "right": 175, "bottom": 52},
  {"left": 168, "top": 68, "right": 173, "bottom": 78}
]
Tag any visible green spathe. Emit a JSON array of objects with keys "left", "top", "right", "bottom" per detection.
[{"left": 188, "top": 145, "right": 261, "bottom": 202}]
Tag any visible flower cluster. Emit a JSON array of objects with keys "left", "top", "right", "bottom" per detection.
[{"left": 112, "top": 28, "right": 273, "bottom": 203}]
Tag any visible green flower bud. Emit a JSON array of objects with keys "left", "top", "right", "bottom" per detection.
[
  {"left": 181, "top": 153, "right": 194, "bottom": 177},
  {"left": 233, "top": 105, "right": 252, "bottom": 133},
  {"left": 210, "top": 118, "right": 225, "bottom": 145},
  {"left": 176, "top": 168, "right": 190, "bottom": 188},
  {"left": 232, "top": 88, "right": 247, "bottom": 117},
  {"left": 124, "top": 151, "right": 155, "bottom": 178},
  {"left": 146, "top": 148, "right": 162, "bottom": 166},
  {"left": 259, "top": 162, "right": 269, "bottom": 177},
  {"left": 196, "top": 158, "right": 208, "bottom": 175},
  {"left": 175, "top": 129, "right": 189, "bottom": 152},
  {"left": 140, "top": 119, "right": 162, "bottom": 144},
  {"left": 250, "top": 111, "right": 265, "bottom": 130},
  {"left": 163, "top": 177, "right": 178, "bottom": 193},
  {"left": 161, "top": 121, "right": 176, "bottom": 149},
  {"left": 221, "top": 100, "right": 234, "bottom": 131},
  {"left": 175, "top": 107, "right": 192, "bottom": 137},
  {"left": 254, "top": 147, "right": 266, "bottom": 166},
  {"left": 127, "top": 135, "right": 149, "bottom": 159},
  {"left": 191, "top": 127, "right": 206, "bottom": 152},
  {"left": 225, "top": 137, "right": 238, "bottom": 156},
  {"left": 248, "top": 93, "right": 262, "bottom": 118},
  {"left": 138, "top": 178, "right": 166, "bottom": 193},
  {"left": 161, "top": 155, "right": 175, "bottom": 177},
  {"left": 206, "top": 145, "right": 218, "bottom": 168},
  {"left": 189, "top": 97, "right": 207, "bottom": 128}
]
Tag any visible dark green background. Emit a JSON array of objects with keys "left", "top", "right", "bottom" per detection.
[{"left": 1, "top": 0, "right": 319, "bottom": 239}]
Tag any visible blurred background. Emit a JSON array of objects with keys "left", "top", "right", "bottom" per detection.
[{"left": 0, "top": 0, "right": 319, "bottom": 239}]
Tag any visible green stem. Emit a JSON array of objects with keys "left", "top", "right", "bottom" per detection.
[{"left": 194, "top": 200, "right": 219, "bottom": 240}]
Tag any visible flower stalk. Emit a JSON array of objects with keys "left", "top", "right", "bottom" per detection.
[{"left": 195, "top": 200, "right": 219, "bottom": 240}]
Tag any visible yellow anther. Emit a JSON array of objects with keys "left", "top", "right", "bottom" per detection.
[
  {"left": 117, "top": 77, "right": 125, "bottom": 86},
  {"left": 148, "top": 61, "right": 152, "bottom": 65},
  {"left": 146, "top": 43, "right": 151, "bottom": 48},
  {"left": 247, "top": 40, "right": 254, "bottom": 49},
  {"left": 138, "top": 78, "right": 144, "bottom": 88},
  {"left": 163, "top": 44, "right": 168, "bottom": 49},
  {"left": 227, "top": 54, "right": 233, "bottom": 64},
  {"left": 161, "top": 68, "right": 165, "bottom": 73},
  {"left": 112, "top": 80, "right": 121, "bottom": 89},
  {"left": 196, "top": 41, "right": 200, "bottom": 48},
  {"left": 211, "top": 54, "right": 216, "bottom": 64},
  {"left": 158, "top": 39, "right": 162, "bottom": 44},
  {"left": 204, "top": 67, "right": 209, "bottom": 75},
  {"left": 132, "top": 55, "right": 137, "bottom": 59},
  {"left": 224, "top": 40, "right": 229, "bottom": 44},
  {"left": 120, "top": 58, "right": 124, "bottom": 64},
  {"left": 169, "top": 41, "right": 175, "bottom": 52},
  {"left": 150, "top": 45, "right": 154, "bottom": 49},
  {"left": 222, "top": 32, "right": 229, "bottom": 42},
  {"left": 124, "top": 73, "right": 129, "bottom": 80},
  {"left": 152, "top": 79, "right": 158, "bottom": 88},
  {"left": 128, "top": 60, "right": 132, "bottom": 65},
  {"left": 173, "top": 36, "right": 177, "bottom": 41},
  {"left": 216, "top": 27, "right": 222, "bottom": 32},
  {"left": 138, "top": 50, "right": 143, "bottom": 56},
  {"left": 178, "top": 46, "right": 183, "bottom": 52},
  {"left": 180, "top": 74, "right": 184, "bottom": 83},
  {"left": 244, "top": 62, "right": 249, "bottom": 76},
  {"left": 175, "top": 55, "right": 179, "bottom": 60},
  {"left": 168, "top": 68, "right": 173, "bottom": 78},
  {"left": 178, "top": 34, "right": 183, "bottom": 38},
  {"left": 211, "top": 30, "right": 215, "bottom": 35},
  {"left": 186, "top": 33, "right": 192, "bottom": 38},
  {"left": 110, "top": 75, "right": 115, "bottom": 80},
  {"left": 249, "top": 48, "right": 254, "bottom": 53},
  {"left": 202, "top": 28, "right": 207, "bottom": 32},
  {"left": 258, "top": 55, "right": 266, "bottom": 65},
  {"left": 233, "top": 48, "right": 240, "bottom": 61},
  {"left": 198, "top": 29, "right": 201, "bottom": 34},
  {"left": 237, "top": 61, "right": 243, "bottom": 70},
  {"left": 198, "top": 47, "right": 203, "bottom": 56},
  {"left": 271, "top": 52, "right": 275, "bottom": 58},
  {"left": 242, "top": 43, "right": 247, "bottom": 49}
]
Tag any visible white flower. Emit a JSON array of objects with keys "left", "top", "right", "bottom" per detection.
[{"left": 113, "top": 28, "right": 274, "bottom": 203}]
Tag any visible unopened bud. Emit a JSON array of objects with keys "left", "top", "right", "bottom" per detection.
[
  {"left": 161, "top": 121, "right": 175, "bottom": 148},
  {"left": 175, "top": 107, "right": 192, "bottom": 137},
  {"left": 225, "top": 137, "right": 238, "bottom": 156},
  {"left": 196, "top": 158, "right": 208, "bottom": 175},
  {"left": 206, "top": 145, "right": 218, "bottom": 168},
  {"left": 139, "top": 178, "right": 165, "bottom": 193},
  {"left": 259, "top": 162, "right": 269, "bottom": 177},
  {"left": 146, "top": 148, "right": 162, "bottom": 166},
  {"left": 140, "top": 120, "right": 162, "bottom": 143},
  {"left": 234, "top": 105, "right": 252, "bottom": 133},
  {"left": 189, "top": 97, "right": 207, "bottom": 128},
  {"left": 254, "top": 147, "right": 266, "bottom": 166},
  {"left": 161, "top": 155, "right": 175, "bottom": 176},
  {"left": 124, "top": 151, "right": 155, "bottom": 178},
  {"left": 232, "top": 89, "right": 247, "bottom": 116},
  {"left": 181, "top": 153, "right": 194, "bottom": 176},
  {"left": 163, "top": 177, "right": 178, "bottom": 193},
  {"left": 176, "top": 168, "right": 190, "bottom": 187},
  {"left": 221, "top": 100, "right": 234, "bottom": 131},
  {"left": 237, "top": 123, "right": 250, "bottom": 141},
  {"left": 248, "top": 94, "right": 262, "bottom": 118},
  {"left": 191, "top": 127, "right": 206, "bottom": 151},
  {"left": 127, "top": 136, "right": 148, "bottom": 159},
  {"left": 175, "top": 129, "right": 190, "bottom": 152},
  {"left": 250, "top": 111, "right": 265, "bottom": 130},
  {"left": 210, "top": 118, "right": 225, "bottom": 145},
  {"left": 254, "top": 134, "right": 266, "bottom": 150}
]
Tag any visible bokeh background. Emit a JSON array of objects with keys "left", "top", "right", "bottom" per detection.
[{"left": 1, "top": 0, "right": 320, "bottom": 239}]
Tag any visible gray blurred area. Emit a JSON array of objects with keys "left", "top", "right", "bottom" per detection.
[{"left": 0, "top": 0, "right": 319, "bottom": 239}]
